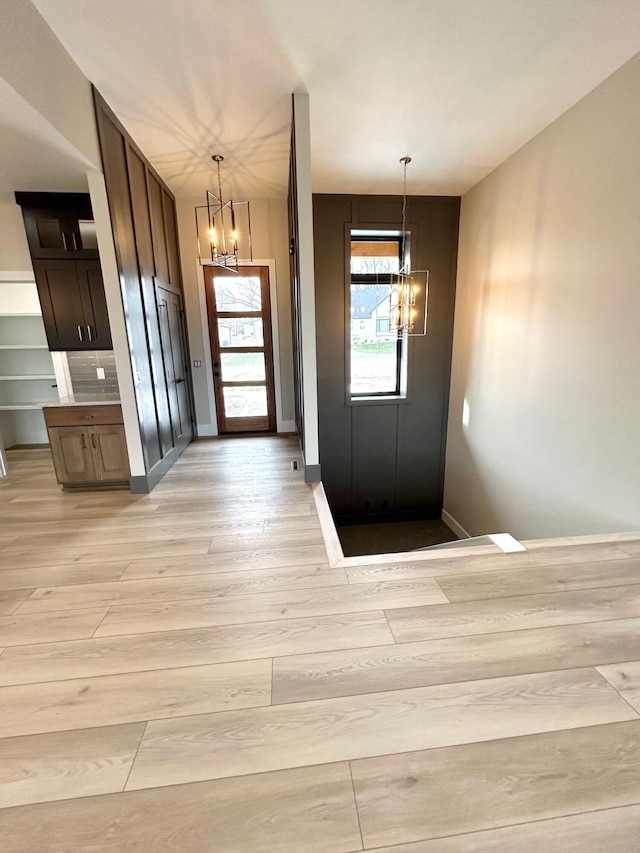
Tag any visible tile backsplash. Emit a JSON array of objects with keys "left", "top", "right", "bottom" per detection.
[{"left": 67, "top": 350, "right": 119, "bottom": 396}]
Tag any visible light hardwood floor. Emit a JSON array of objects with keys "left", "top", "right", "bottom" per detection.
[{"left": 0, "top": 438, "right": 640, "bottom": 851}]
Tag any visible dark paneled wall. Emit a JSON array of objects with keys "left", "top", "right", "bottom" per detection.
[
  {"left": 313, "top": 194, "right": 460, "bottom": 522},
  {"left": 93, "top": 90, "right": 194, "bottom": 484}
]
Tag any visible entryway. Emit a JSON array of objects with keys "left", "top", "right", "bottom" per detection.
[{"left": 204, "top": 266, "right": 276, "bottom": 433}]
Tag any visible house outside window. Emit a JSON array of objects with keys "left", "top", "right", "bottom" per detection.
[{"left": 349, "top": 233, "right": 404, "bottom": 397}]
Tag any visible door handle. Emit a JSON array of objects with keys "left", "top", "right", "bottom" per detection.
[
  {"left": 91, "top": 432, "right": 97, "bottom": 449},
  {"left": 87, "top": 325, "right": 94, "bottom": 342},
  {"left": 72, "top": 233, "right": 78, "bottom": 251},
  {"left": 77, "top": 325, "right": 84, "bottom": 341},
  {"left": 62, "top": 232, "right": 69, "bottom": 251},
  {"left": 176, "top": 378, "right": 184, "bottom": 384},
  {"left": 81, "top": 433, "right": 87, "bottom": 449}
]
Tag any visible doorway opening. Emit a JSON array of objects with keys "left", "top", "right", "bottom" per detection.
[{"left": 204, "top": 265, "right": 277, "bottom": 433}]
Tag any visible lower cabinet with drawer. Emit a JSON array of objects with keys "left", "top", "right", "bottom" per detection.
[{"left": 43, "top": 404, "right": 130, "bottom": 489}]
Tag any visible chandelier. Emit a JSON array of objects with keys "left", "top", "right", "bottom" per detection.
[
  {"left": 389, "top": 156, "right": 428, "bottom": 336},
  {"left": 195, "top": 154, "right": 253, "bottom": 269}
]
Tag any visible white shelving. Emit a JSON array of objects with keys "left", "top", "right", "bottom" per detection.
[
  {"left": 0, "top": 404, "right": 44, "bottom": 411},
  {"left": 0, "top": 281, "right": 56, "bottom": 446},
  {"left": 0, "top": 375, "right": 56, "bottom": 380}
]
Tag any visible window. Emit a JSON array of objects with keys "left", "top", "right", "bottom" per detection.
[{"left": 349, "top": 233, "right": 404, "bottom": 398}]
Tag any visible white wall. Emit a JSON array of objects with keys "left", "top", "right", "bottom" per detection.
[
  {"left": 175, "top": 195, "right": 295, "bottom": 435},
  {"left": 0, "top": 0, "right": 101, "bottom": 170},
  {"left": 444, "top": 52, "right": 640, "bottom": 539},
  {"left": 0, "top": 200, "right": 32, "bottom": 270}
]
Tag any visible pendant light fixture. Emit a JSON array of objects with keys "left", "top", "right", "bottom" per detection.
[
  {"left": 195, "top": 154, "right": 253, "bottom": 269},
  {"left": 389, "top": 156, "right": 428, "bottom": 337}
]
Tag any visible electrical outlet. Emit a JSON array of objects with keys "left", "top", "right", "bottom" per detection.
[
  {"left": 193, "top": 359, "right": 202, "bottom": 368},
  {"left": 96, "top": 367, "right": 105, "bottom": 379}
]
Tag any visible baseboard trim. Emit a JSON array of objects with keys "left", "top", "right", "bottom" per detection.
[
  {"left": 442, "top": 509, "right": 471, "bottom": 540},
  {"left": 196, "top": 424, "right": 218, "bottom": 437},
  {"left": 304, "top": 463, "right": 321, "bottom": 484},
  {"left": 311, "top": 482, "right": 344, "bottom": 565},
  {"left": 521, "top": 530, "right": 640, "bottom": 550},
  {"left": 129, "top": 448, "right": 178, "bottom": 494}
]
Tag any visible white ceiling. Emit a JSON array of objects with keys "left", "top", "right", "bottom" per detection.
[
  {"left": 25, "top": 0, "right": 640, "bottom": 199},
  {"left": 0, "top": 78, "right": 90, "bottom": 196}
]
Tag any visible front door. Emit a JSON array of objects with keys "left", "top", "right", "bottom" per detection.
[{"left": 204, "top": 266, "right": 276, "bottom": 433}]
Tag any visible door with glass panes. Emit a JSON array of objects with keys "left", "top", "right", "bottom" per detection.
[{"left": 204, "top": 266, "right": 276, "bottom": 433}]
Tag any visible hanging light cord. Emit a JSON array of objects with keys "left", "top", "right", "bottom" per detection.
[
  {"left": 217, "top": 159, "right": 223, "bottom": 201},
  {"left": 401, "top": 158, "right": 408, "bottom": 236},
  {"left": 400, "top": 156, "right": 411, "bottom": 273}
]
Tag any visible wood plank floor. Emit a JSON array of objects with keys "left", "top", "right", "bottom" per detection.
[{"left": 1, "top": 438, "right": 640, "bottom": 851}]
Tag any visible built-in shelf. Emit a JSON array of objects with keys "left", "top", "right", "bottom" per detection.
[
  {"left": 0, "top": 345, "right": 49, "bottom": 350},
  {"left": 0, "top": 404, "right": 43, "bottom": 411},
  {"left": 0, "top": 302, "right": 55, "bottom": 443},
  {"left": 0, "top": 375, "right": 56, "bottom": 380}
]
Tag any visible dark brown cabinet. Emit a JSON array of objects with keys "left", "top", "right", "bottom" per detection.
[
  {"left": 44, "top": 404, "right": 130, "bottom": 488},
  {"left": 32, "top": 259, "right": 112, "bottom": 351},
  {"left": 15, "top": 192, "right": 99, "bottom": 260},
  {"left": 16, "top": 193, "right": 112, "bottom": 352}
]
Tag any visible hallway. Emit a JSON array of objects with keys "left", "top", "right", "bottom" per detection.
[{"left": 1, "top": 436, "right": 640, "bottom": 850}]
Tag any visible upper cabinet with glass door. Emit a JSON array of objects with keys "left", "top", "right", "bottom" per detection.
[{"left": 15, "top": 193, "right": 99, "bottom": 260}]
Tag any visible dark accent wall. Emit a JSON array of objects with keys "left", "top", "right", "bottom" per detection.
[
  {"left": 93, "top": 90, "right": 195, "bottom": 481},
  {"left": 314, "top": 194, "right": 460, "bottom": 523}
]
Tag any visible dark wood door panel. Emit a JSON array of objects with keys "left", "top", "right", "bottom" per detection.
[
  {"left": 94, "top": 88, "right": 196, "bottom": 477},
  {"left": 33, "top": 259, "right": 86, "bottom": 351},
  {"left": 162, "top": 190, "right": 181, "bottom": 288},
  {"left": 157, "top": 285, "right": 192, "bottom": 454},
  {"left": 77, "top": 260, "right": 112, "bottom": 349},
  {"left": 148, "top": 175, "right": 169, "bottom": 285}
]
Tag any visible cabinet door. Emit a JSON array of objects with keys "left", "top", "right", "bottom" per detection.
[
  {"left": 48, "top": 426, "right": 96, "bottom": 485},
  {"left": 19, "top": 198, "right": 99, "bottom": 260},
  {"left": 33, "top": 260, "right": 88, "bottom": 351},
  {"left": 67, "top": 204, "right": 99, "bottom": 257},
  {"left": 77, "top": 261, "right": 113, "bottom": 349},
  {"left": 21, "top": 207, "right": 70, "bottom": 258},
  {"left": 91, "top": 424, "right": 130, "bottom": 483}
]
